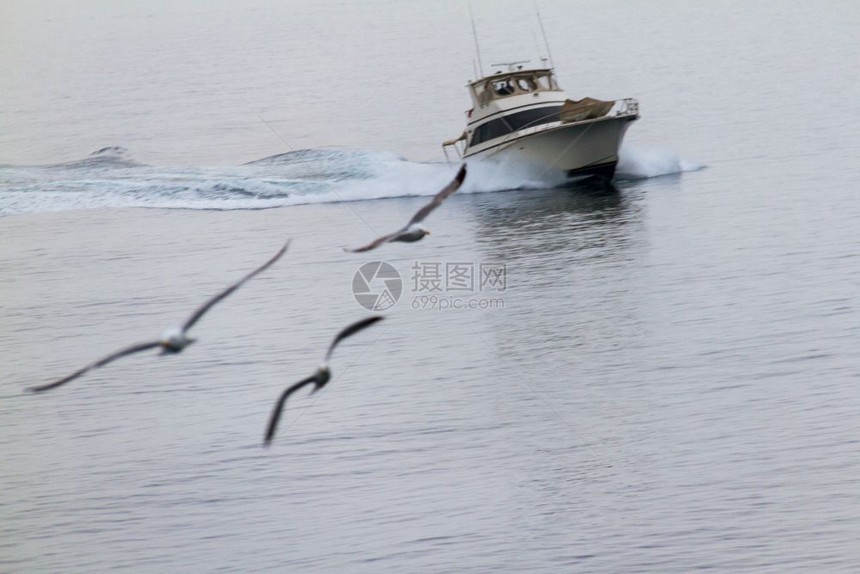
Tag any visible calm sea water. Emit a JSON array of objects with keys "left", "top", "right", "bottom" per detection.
[{"left": 3, "top": 1, "right": 860, "bottom": 572}]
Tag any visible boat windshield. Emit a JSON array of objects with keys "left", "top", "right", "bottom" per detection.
[{"left": 471, "top": 70, "right": 560, "bottom": 106}]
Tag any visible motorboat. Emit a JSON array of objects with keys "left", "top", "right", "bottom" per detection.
[{"left": 443, "top": 62, "right": 638, "bottom": 181}]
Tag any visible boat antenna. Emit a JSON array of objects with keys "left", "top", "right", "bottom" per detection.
[
  {"left": 468, "top": 1, "right": 485, "bottom": 78},
  {"left": 534, "top": 2, "right": 555, "bottom": 69},
  {"left": 532, "top": 30, "right": 544, "bottom": 65}
]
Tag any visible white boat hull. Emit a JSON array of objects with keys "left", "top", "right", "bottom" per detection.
[{"left": 464, "top": 115, "right": 635, "bottom": 181}]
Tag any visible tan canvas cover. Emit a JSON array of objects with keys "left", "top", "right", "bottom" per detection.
[{"left": 560, "top": 97, "right": 615, "bottom": 122}]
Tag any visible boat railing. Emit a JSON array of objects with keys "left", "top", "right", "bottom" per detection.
[{"left": 442, "top": 132, "right": 467, "bottom": 161}]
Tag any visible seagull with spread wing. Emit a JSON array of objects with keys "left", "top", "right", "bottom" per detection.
[
  {"left": 345, "top": 164, "right": 466, "bottom": 253},
  {"left": 264, "top": 316, "right": 383, "bottom": 446},
  {"left": 27, "top": 240, "right": 290, "bottom": 394}
]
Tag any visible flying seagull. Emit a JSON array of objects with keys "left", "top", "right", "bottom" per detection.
[
  {"left": 345, "top": 164, "right": 467, "bottom": 253},
  {"left": 264, "top": 315, "right": 384, "bottom": 446},
  {"left": 27, "top": 240, "right": 290, "bottom": 394}
]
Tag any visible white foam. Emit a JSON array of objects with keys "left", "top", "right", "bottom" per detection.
[
  {"left": 616, "top": 144, "right": 704, "bottom": 180},
  {"left": 0, "top": 146, "right": 704, "bottom": 216}
]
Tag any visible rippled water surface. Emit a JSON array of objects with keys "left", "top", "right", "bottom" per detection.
[{"left": 3, "top": 1, "right": 860, "bottom": 572}]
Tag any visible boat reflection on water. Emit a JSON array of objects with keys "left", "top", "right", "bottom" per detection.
[
  {"left": 465, "top": 179, "right": 642, "bottom": 265},
  {"left": 463, "top": 181, "right": 648, "bottom": 371}
]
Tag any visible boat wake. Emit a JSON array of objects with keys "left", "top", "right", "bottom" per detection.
[
  {"left": 0, "top": 145, "right": 703, "bottom": 216},
  {"left": 616, "top": 144, "right": 704, "bottom": 180}
]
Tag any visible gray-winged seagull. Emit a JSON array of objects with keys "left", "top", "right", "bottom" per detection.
[
  {"left": 27, "top": 240, "right": 290, "bottom": 393},
  {"left": 345, "top": 164, "right": 466, "bottom": 253},
  {"left": 264, "top": 316, "right": 383, "bottom": 446}
]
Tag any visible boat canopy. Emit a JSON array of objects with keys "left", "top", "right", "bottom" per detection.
[{"left": 469, "top": 68, "right": 561, "bottom": 106}]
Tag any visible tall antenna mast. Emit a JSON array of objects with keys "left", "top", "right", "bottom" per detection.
[
  {"left": 468, "top": 1, "right": 485, "bottom": 78},
  {"left": 532, "top": 30, "right": 544, "bottom": 65},
  {"left": 534, "top": 3, "right": 555, "bottom": 69}
]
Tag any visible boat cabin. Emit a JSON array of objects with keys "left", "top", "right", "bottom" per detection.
[{"left": 469, "top": 68, "right": 561, "bottom": 107}]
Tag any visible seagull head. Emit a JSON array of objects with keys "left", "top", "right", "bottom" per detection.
[
  {"left": 159, "top": 327, "right": 194, "bottom": 354},
  {"left": 311, "top": 364, "right": 331, "bottom": 391}
]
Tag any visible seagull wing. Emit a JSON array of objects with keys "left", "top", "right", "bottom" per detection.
[
  {"left": 324, "top": 316, "right": 384, "bottom": 362},
  {"left": 27, "top": 340, "right": 162, "bottom": 393},
  {"left": 264, "top": 374, "right": 320, "bottom": 446},
  {"left": 405, "top": 164, "right": 467, "bottom": 227},
  {"left": 344, "top": 231, "right": 400, "bottom": 254},
  {"left": 344, "top": 165, "right": 466, "bottom": 253},
  {"left": 182, "top": 240, "right": 290, "bottom": 332}
]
